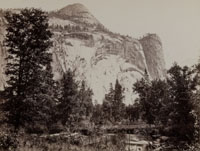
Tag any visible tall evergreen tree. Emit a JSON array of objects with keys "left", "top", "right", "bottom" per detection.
[
  {"left": 102, "top": 84, "right": 114, "bottom": 123},
  {"left": 193, "top": 58, "right": 200, "bottom": 142},
  {"left": 78, "top": 81, "right": 93, "bottom": 118},
  {"left": 133, "top": 74, "right": 152, "bottom": 124},
  {"left": 57, "top": 72, "right": 93, "bottom": 130},
  {"left": 113, "top": 79, "right": 125, "bottom": 122},
  {"left": 133, "top": 71, "right": 168, "bottom": 125},
  {"left": 0, "top": 8, "right": 53, "bottom": 130},
  {"left": 167, "top": 63, "right": 197, "bottom": 141},
  {"left": 57, "top": 69, "right": 79, "bottom": 126},
  {"left": 102, "top": 80, "right": 125, "bottom": 123}
]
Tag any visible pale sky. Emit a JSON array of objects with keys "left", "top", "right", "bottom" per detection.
[{"left": 0, "top": 0, "right": 200, "bottom": 68}]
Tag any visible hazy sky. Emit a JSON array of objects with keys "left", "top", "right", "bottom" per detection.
[{"left": 0, "top": 0, "right": 200, "bottom": 68}]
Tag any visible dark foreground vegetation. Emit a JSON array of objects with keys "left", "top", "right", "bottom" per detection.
[{"left": 0, "top": 8, "right": 200, "bottom": 151}]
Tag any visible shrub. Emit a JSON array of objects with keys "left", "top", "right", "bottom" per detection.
[{"left": 0, "top": 132, "right": 18, "bottom": 150}]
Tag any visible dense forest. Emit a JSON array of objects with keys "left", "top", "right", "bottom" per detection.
[{"left": 0, "top": 8, "right": 200, "bottom": 151}]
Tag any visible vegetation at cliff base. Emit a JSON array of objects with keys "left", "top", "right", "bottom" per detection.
[{"left": 0, "top": 8, "right": 200, "bottom": 151}]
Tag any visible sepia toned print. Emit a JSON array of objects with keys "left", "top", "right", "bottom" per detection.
[{"left": 0, "top": 0, "right": 200, "bottom": 150}]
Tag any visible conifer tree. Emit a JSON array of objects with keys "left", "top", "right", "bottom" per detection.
[
  {"left": 102, "top": 80, "right": 125, "bottom": 123},
  {"left": 57, "top": 69, "right": 79, "bottom": 126},
  {"left": 133, "top": 72, "right": 151, "bottom": 124},
  {"left": 133, "top": 71, "right": 168, "bottom": 125},
  {"left": 167, "top": 63, "right": 197, "bottom": 141},
  {"left": 78, "top": 81, "right": 93, "bottom": 118},
  {"left": 193, "top": 58, "right": 200, "bottom": 142},
  {"left": 113, "top": 79, "right": 125, "bottom": 122},
  {"left": 0, "top": 8, "right": 53, "bottom": 130},
  {"left": 102, "top": 84, "right": 114, "bottom": 122}
]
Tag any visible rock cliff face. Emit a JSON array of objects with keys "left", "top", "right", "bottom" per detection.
[
  {"left": 0, "top": 4, "right": 166, "bottom": 104},
  {"left": 56, "top": 3, "right": 100, "bottom": 25},
  {"left": 140, "top": 34, "right": 166, "bottom": 79}
]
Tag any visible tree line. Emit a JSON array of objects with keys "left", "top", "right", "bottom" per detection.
[
  {"left": 0, "top": 9, "right": 92, "bottom": 133},
  {"left": 0, "top": 8, "right": 200, "bottom": 147},
  {"left": 133, "top": 64, "right": 200, "bottom": 143},
  {"left": 0, "top": 8, "right": 126, "bottom": 134}
]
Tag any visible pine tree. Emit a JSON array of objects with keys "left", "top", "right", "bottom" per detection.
[
  {"left": 193, "top": 59, "right": 200, "bottom": 142},
  {"left": 102, "top": 80, "right": 125, "bottom": 123},
  {"left": 113, "top": 79, "right": 125, "bottom": 122},
  {"left": 102, "top": 83, "right": 114, "bottom": 123},
  {"left": 0, "top": 8, "right": 53, "bottom": 130},
  {"left": 167, "top": 63, "right": 197, "bottom": 141},
  {"left": 78, "top": 81, "right": 93, "bottom": 118},
  {"left": 133, "top": 73, "right": 151, "bottom": 124},
  {"left": 57, "top": 69, "right": 79, "bottom": 126},
  {"left": 133, "top": 71, "right": 168, "bottom": 125}
]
